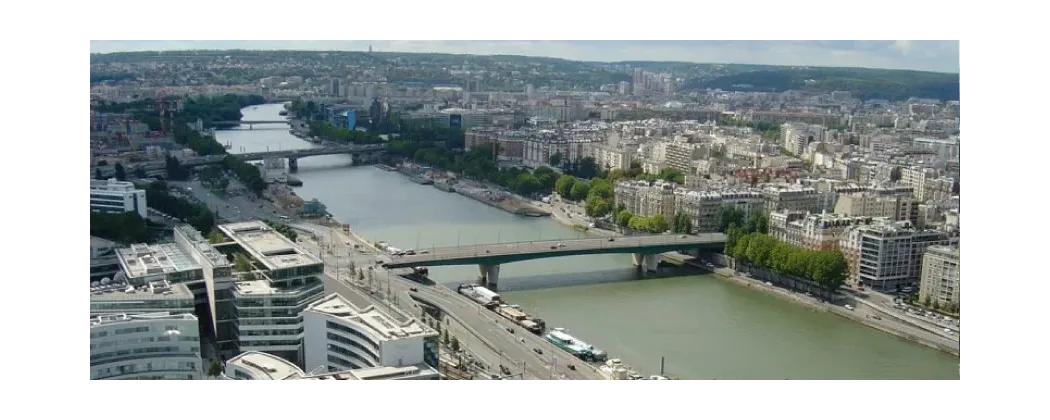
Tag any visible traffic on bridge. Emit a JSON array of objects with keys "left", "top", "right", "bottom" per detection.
[{"left": 383, "top": 232, "right": 727, "bottom": 268}]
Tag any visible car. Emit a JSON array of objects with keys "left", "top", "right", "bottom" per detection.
[
  {"left": 844, "top": 304, "right": 854, "bottom": 311},
  {"left": 533, "top": 348, "right": 543, "bottom": 355},
  {"left": 607, "top": 238, "right": 615, "bottom": 242},
  {"left": 557, "top": 243, "right": 566, "bottom": 248},
  {"left": 409, "top": 287, "right": 418, "bottom": 292},
  {"left": 567, "top": 364, "right": 576, "bottom": 371},
  {"left": 550, "top": 245, "right": 558, "bottom": 249},
  {"left": 506, "top": 327, "right": 515, "bottom": 334},
  {"left": 680, "top": 235, "right": 688, "bottom": 239}
]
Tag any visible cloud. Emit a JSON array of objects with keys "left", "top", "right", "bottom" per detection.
[{"left": 90, "top": 40, "right": 959, "bottom": 73}]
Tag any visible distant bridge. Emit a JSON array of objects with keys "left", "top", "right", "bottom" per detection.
[{"left": 234, "top": 144, "right": 387, "bottom": 161}]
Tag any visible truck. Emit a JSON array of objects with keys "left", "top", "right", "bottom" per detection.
[{"left": 457, "top": 284, "right": 501, "bottom": 308}]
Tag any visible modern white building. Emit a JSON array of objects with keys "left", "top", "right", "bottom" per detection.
[
  {"left": 90, "top": 178, "right": 148, "bottom": 218},
  {"left": 303, "top": 294, "right": 437, "bottom": 373},
  {"left": 90, "top": 313, "right": 203, "bottom": 380},
  {"left": 223, "top": 350, "right": 440, "bottom": 380},
  {"left": 172, "top": 225, "right": 236, "bottom": 357},
  {"left": 218, "top": 221, "right": 326, "bottom": 366},
  {"left": 90, "top": 278, "right": 196, "bottom": 317}
]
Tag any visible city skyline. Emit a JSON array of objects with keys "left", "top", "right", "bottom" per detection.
[{"left": 89, "top": 40, "right": 960, "bottom": 74}]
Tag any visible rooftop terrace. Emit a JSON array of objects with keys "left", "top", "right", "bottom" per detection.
[{"left": 218, "top": 221, "right": 322, "bottom": 271}]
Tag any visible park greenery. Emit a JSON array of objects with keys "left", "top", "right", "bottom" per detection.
[
  {"left": 307, "top": 121, "right": 384, "bottom": 144},
  {"left": 144, "top": 182, "right": 216, "bottom": 234},
  {"left": 553, "top": 160, "right": 688, "bottom": 226},
  {"left": 719, "top": 207, "right": 846, "bottom": 296},
  {"left": 686, "top": 67, "right": 959, "bottom": 101},
  {"left": 90, "top": 211, "right": 152, "bottom": 244}
]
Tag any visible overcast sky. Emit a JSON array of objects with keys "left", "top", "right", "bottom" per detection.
[{"left": 90, "top": 41, "right": 959, "bottom": 73}]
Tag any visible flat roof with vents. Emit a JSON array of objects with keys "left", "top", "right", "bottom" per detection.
[
  {"left": 217, "top": 220, "right": 322, "bottom": 271},
  {"left": 116, "top": 243, "right": 202, "bottom": 281},
  {"left": 306, "top": 294, "right": 436, "bottom": 341}
]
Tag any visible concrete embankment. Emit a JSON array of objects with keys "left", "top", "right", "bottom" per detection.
[{"left": 708, "top": 267, "right": 960, "bottom": 357}]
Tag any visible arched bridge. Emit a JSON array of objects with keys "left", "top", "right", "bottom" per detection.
[{"left": 383, "top": 233, "right": 726, "bottom": 289}]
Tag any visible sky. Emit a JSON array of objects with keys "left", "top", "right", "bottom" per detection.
[{"left": 89, "top": 41, "right": 959, "bottom": 73}]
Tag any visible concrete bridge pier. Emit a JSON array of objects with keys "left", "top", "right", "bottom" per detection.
[
  {"left": 479, "top": 264, "right": 501, "bottom": 291},
  {"left": 288, "top": 158, "right": 298, "bottom": 172},
  {"left": 632, "top": 253, "right": 660, "bottom": 273}
]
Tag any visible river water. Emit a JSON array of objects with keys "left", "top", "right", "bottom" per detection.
[{"left": 216, "top": 104, "right": 960, "bottom": 379}]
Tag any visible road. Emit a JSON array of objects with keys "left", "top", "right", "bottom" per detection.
[
  {"left": 385, "top": 232, "right": 726, "bottom": 268},
  {"left": 292, "top": 222, "right": 608, "bottom": 380},
  {"left": 166, "top": 178, "right": 291, "bottom": 223}
]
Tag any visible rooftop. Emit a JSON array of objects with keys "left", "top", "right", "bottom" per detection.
[
  {"left": 174, "top": 225, "right": 233, "bottom": 269},
  {"left": 306, "top": 294, "right": 436, "bottom": 341},
  {"left": 90, "top": 178, "right": 140, "bottom": 192},
  {"left": 227, "top": 351, "right": 305, "bottom": 380},
  {"left": 90, "top": 312, "right": 197, "bottom": 328},
  {"left": 218, "top": 221, "right": 322, "bottom": 271},
  {"left": 298, "top": 364, "right": 440, "bottom": 380},
  {"left": 90, "top": 278, "right": 194, "bottom": 302},
  {"left": 117, "top": 242, "right": 202, "bottom": 280}
]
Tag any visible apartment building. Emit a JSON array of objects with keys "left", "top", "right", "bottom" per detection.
[
  {"left": 839, "top": 220, "right": 957, "bottom": 291},
  {"left": 768, "top": 211, "right": 873, "bottom": 251},
  {"left": 762, "top": 186, "right": 828, "bottom": 214},
  {"left": 664, "top": 143, "right": 703, "bottom": 173},
  {"left": 224, "top": 350, "right": 440, "bottom": 380},
  {"left": 590, "top": 141, "right": 637, "bottom": 172},
  {"left": 90, "top": 178, "right": 148, "bottom": 218},
  {"left": 218, "top": 221, "right": 327, "bottom": 366},
  {"left": 303, "top": 294, "right": 437, "bottom": 373},
  {"left": 834, "top": 193, "right": 919, "bottom": 226},
  {"left": 90, "top": 313, "right": 203, "bottom": 380},
  {"left": 614, "top": 180, "right": 677, "bottom": 220},
  {"left": 780, "top": 123, "right": 826, "bottom": 156},
  {"left": 918, "top": 245, "right": 960, "bottom": 309},
  {"left": 674, "top": 189, "right": 764, "bottom": 233},
  {"left": 900, "top": 166, "right": 938, "bottom": 201}
]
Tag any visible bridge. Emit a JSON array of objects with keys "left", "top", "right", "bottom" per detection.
[
  {"left": 383, "top": 233, "right": 726, "bottom": 289},
  {"left": 234, "top": 144, "right": 387, "bottom": 169},
  {"left": 215, "top": 120, "right": 291, "bottom": 129}
]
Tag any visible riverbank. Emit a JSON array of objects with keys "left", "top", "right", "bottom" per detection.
[{"left": 703, "top": 265, "right": 960, "bottom": 357}]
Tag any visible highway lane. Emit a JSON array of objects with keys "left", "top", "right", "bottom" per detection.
[
  {"left": 295, "top": 222, "right": 607, "bottom": 380},
  {"left": 385, "top": 232, "right": 727, "bottom": 268}
]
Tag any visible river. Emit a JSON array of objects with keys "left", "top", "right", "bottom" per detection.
[{"left": 215, "top": 104, "right": 960, "bottom": 379}]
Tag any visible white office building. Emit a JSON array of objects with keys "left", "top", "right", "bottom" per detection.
[
  {"left": 90, "top": 312, "right": 203, "bottom": 380},
  {"left": 303, "top": 293, "right": 437, "bottom": 373},
  {"left": 223, "top": 350, "right": 440, "bottom": 380},
  {"left": 218, "top": 221, "right": 326, "bottom": 366},
  {"left": 90, "top": 178, "right": 148, "bottom": 218}
]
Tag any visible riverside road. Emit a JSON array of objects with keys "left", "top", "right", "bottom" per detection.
[
  {"left": 213, "top": 104, "right": 960, "bottom": 379},
  {"left": 292, "top": 222, "right": 603, "bottom": 380}
]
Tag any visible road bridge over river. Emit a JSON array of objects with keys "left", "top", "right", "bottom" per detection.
[{"left": 383, "top": 233, "right": 726, "bottom": 289}]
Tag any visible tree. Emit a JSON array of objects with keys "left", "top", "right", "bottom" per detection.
[
  {"left": 94, "top": 168, "right": 104, "bottom": 180},
  {"left": 616, "top": 209, "right": 633, "bottom": 227},
  {"left": 233, "top": 253, "right": 252, "bottom": 272},
  {"left": 208, "top": 359, "right": 223, "bottom": 377},
  {"left": 555, "top": 175, "right": 576, "bottom": 198},
  {"left": 889, "top": 166, "right": 902, "bottom": 182},
  {"left": 450, "top": 336, "right": 460, "bottom": 352},
  {"left": 585, "top": 194, "right": 612, "bottom": 217},
  {"left": 650, "top": 214, "right": 669, "bottom": 233},
  {"left": 90, "top": 211, "right": 150, "bottom": 244},
  {"left": 441, "top": 329, "right": 449, "bottom": 346},
  {"left": 548, "top": 151, "right": 563, "bottom": 167},
  {"left": 719, "top": 207, "right": 746, "bottom": 233},
  {"left": 746, "top": 212, "right": 769, "bottom": 235},
  {"left": 113, "top": 163, "right": 127, "bottom": 181},
  {"left": 569, "top": 181, "right": 591, "bottom": 201},
  {"left": 923, "top": 295, "right": 932, "bottom": 307},
  {"left": 207, "top": 231, "right": 225, "bottom": 244},
  {"left": 357, "top": 268, "right": 364, "bottom": 281}
]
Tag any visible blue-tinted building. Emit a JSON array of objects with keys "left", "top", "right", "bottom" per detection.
[{"left": 344, "top": 110, "right": 356, "bottom": 130}]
